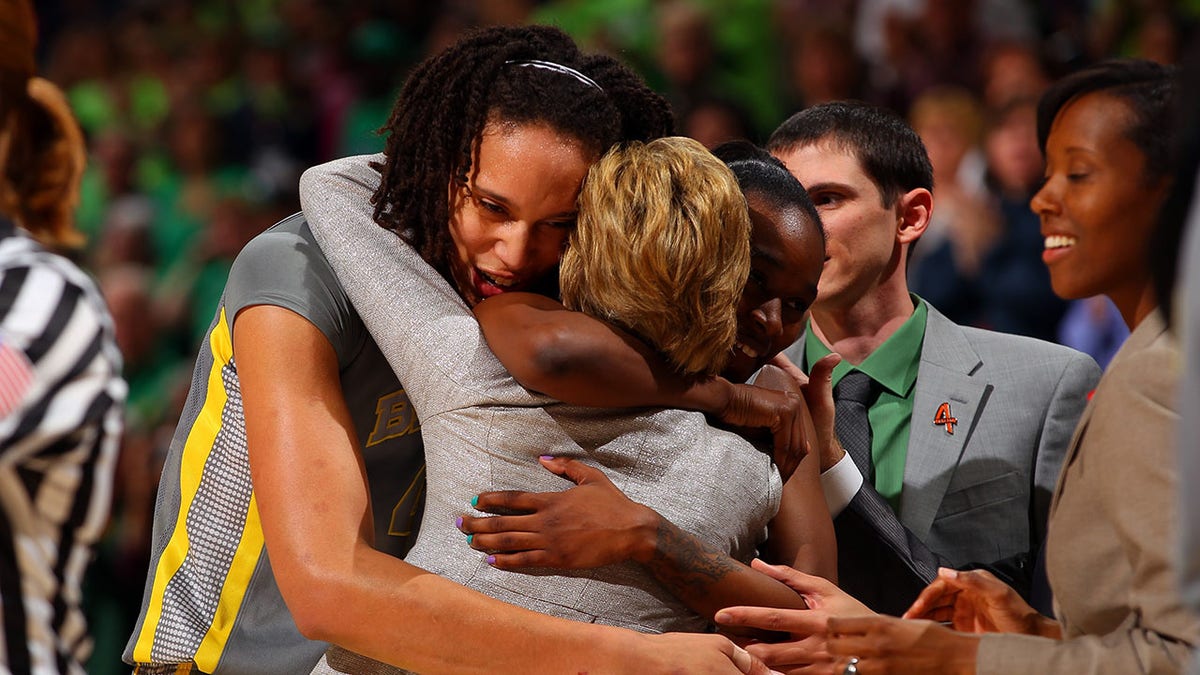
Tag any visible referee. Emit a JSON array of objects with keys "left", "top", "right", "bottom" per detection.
[{"left": 0, "top": 2, "right": 126, "bottom": 673}]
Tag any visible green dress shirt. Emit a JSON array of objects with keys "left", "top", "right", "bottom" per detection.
[{"left": 805, "top": 296, "right": 928, "bottom": 511}]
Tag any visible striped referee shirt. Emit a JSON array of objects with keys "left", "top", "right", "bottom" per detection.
[{"left": 0, "top": 218, "right": 125, "bottom": 674}]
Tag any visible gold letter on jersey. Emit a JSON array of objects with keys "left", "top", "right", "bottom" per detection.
[{"left": 365, "top": 389, "right": 420, "bottom": 447}]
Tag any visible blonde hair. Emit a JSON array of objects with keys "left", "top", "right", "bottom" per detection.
[
  {"left": 0, "top": 0, "right": 87, "bottom": 248},
  {"left": 560, "top": 136, "right": 750, "bottom": 376}
]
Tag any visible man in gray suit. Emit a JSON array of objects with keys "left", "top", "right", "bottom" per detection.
[{"left": 767, "top": 102, "right": 1101, "bottom": 614}]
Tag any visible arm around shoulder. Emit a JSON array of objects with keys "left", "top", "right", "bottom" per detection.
[
  {"left": 474, "top": 291, "right": 742, "bottom": 412},
  {"left": 473, "top": 292, "right": 710, "bottom": 406}
]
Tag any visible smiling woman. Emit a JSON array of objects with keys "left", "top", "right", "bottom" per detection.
[
  {"left": 717, "top": 141, "right": 825, "bottom": 384},
  {"left": 1032, "top": 81, "right": 1173, "bottom": 327}
]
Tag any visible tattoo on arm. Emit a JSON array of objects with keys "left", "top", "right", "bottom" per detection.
[{"left": 644, "top": 519, "right": 739, "bottom": 598}]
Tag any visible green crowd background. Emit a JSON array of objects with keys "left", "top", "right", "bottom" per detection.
[{"left": 30, "top": 0, "right": 1198, "bottom": 670}]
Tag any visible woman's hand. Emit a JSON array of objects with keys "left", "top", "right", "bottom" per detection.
[
  {"left": 826, "top": 615, "right": 980, "bottom": 675},
  {"left": 772, "top": 353, "right": 844, "bottom": 473},
  {"left": 714, "top": 560, "right": 873, "bottom": 673},
  {"left": 459, "top": 457, "right": 661, "bottom": 568},
  {"left": 903, "top": 567, "right": 1061, "bottom": 638},
  {"left": 721, "top": 357, "right": 840, "bottom": 482},
  {"left": 720, "top": 378, "right": 810, "bottom": 481},
  {"left": 638, "top": 633, "right": 776, "bottom": 675}
]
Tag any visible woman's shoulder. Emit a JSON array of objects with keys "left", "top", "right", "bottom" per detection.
[
  {"left": 1097, "top": 313, "right": 1178, "bottom": 414},
  {"left": 226, "top": 214, "right": 366, "bottom": 360},
  {"left": 229, "top": 215, "right": 345, "bottom": 301}
]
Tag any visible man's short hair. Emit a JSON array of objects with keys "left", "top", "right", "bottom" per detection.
[{"left": 767, "top": 101, "right": 934, "bottom": 207}]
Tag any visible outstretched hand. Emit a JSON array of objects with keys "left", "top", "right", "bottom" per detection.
[
  {"left": 715, "top": 559, "right": 873, "bottom": 674},
  {"left": 458, "top": 456, "right": 660, "bottom": 569},
  {"left": 903, "top": 567, "right": 1060, "bottom": 638},
  {"left": 825, "top": 615, "right": 980, "bottom": 675}
]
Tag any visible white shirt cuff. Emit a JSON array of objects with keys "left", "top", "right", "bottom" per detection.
[{"left": 821, "top": 452, "right": 863, "bottom": 517}]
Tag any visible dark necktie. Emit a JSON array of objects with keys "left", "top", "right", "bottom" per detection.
[{"left": 834, "top": 370, "right": 878, "bottom": 483}]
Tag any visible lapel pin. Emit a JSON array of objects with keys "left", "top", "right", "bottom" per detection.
[{"left": 934, "top": 401, "right": 958, "bottom": 435}]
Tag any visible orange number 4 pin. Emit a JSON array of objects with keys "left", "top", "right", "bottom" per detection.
[{"left": 934, "top": 402, "right": 958, "bottom": 435}]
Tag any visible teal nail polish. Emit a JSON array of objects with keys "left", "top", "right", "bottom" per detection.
[{"left": 471, "top": 495, "right": 479, "bottom": 507}]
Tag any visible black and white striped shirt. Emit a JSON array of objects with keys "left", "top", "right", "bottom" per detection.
[{"left": 0, "top": 218, "right": 125, "bottom": 674}]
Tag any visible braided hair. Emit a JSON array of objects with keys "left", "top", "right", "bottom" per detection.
[{"left": 371, "top": 24, "right": 674, "bottom": 279}]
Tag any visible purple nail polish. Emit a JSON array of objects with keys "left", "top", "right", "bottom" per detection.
[
  {"left": 455, "top": 516, "right": 463, "bottom": 529},
  {"left": 487, "top": 555, "right": 496, "bottom": 565},
  {"left": 540, "top": 455, "right": 554, "bottom": 460}
]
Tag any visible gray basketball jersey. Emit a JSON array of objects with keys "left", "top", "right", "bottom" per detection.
[{"left": 125, "top": 215, "right": 425, "bottom": 674}]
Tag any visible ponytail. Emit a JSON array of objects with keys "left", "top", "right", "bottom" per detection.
[
  {"left": 1, "top": 77, "right": 87, "bottom": 248},
  {"left": 0, "top": 0, "right": 87, "bottom": 248}
]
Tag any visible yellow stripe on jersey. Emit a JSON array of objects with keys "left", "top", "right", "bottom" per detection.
[
  {"left": 133, "top": 308, "right": 267, "bottom": 669},
  {"left": 195, "top": 489, "right": 263, "bottom": 670},
  {"left": 133, "top": 309, "right": 233, "bottom": 662}
]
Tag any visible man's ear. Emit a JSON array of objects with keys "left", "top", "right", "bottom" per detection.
[{"left": 895, "top": 187, "right": 932, "bottom": 245}]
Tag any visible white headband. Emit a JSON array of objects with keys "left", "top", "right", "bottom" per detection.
[{"left": 505, "top": 59, "right": 603, "bottom": 92}]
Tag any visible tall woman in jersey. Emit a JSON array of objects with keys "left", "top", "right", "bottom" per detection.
[{"left": 127, "top": 25, "right": 771, "bottom": 675}]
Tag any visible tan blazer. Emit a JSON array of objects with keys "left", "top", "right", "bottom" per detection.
[{"left": 977, "top": 311, "right": 1200, "bottom": 673}]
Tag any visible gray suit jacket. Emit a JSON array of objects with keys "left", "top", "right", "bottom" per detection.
[
  {"left": 977, "top": 311, "right": 1200, "bottom": 673},
  {"left": 782, "top": 304, "right": 1100, "bottom": 614}
]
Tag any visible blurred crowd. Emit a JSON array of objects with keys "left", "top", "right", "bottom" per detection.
[{"left": 29, "top": 0, "right": 1197, "bottom": 670}]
